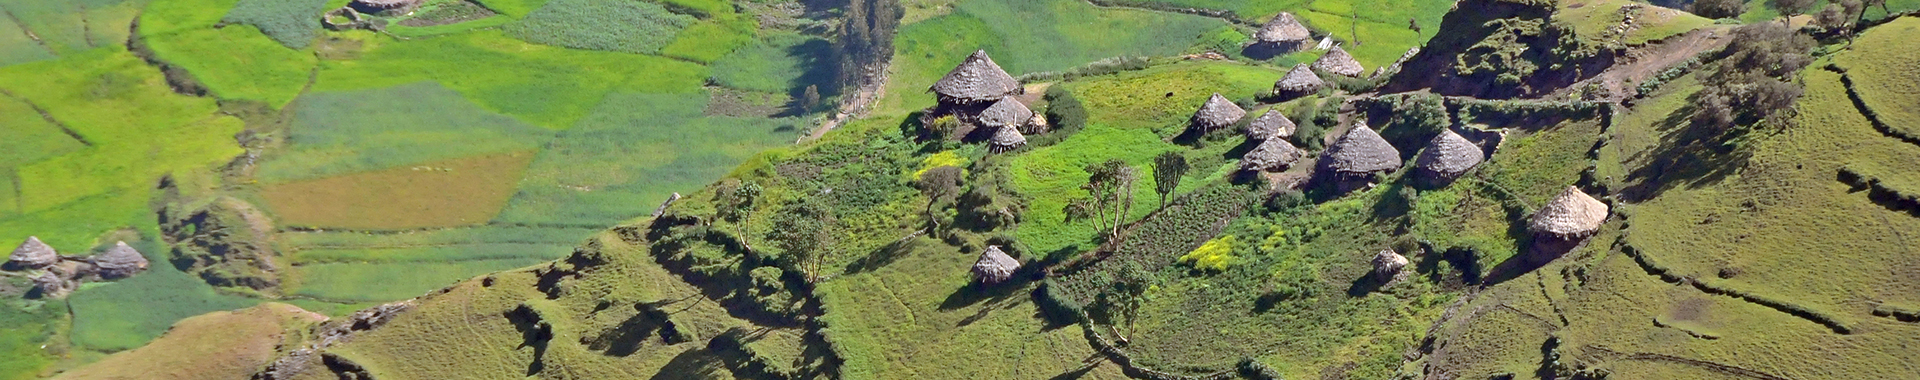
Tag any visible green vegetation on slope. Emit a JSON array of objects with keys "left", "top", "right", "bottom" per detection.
[
  {"left": 254, "top": 82, "right": 553, "bottom": 183},
  {"left": 140, "top": 0, "right": 315, "bottom": 106},
  {"left": 504, "top": 0, "right": 696, "bottom": 55},
  {"left": 1834, "top": 17, "right": 1920, "bottom": 139},
  {"left": 221, "top": 0, "right": 329, "bottom": 49}
]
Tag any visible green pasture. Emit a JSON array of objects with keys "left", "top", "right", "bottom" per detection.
[
  {"left": 255, "top": 82, "right": 552, "bottom": 183},
  {"left": 1063, "top": 62, "right": 1283, "bottom": 131},
  {"left": 1009, "top": 125, "right": 1220, "bottom": 255},
  {"left": 505, "top": 0, "right": 695, "bottom": 55},
  {"left": 67, "top": 238, "right": 261, "bottom": 351},
  {"left": 313, "top": 30, "right": 708, "bottom": 129},
  {"left": 0, "top": 13, "right": 55, "bottom": 67},
  {"left": 473, "top": 0, "right": 554, "bottom": 18},
  {"left": 289, "top": 259, "right": 553, "bottom": 302},
  {"left": 710, "top": 32, "right": 832, "bottom": 94},
  {"left": 495, "top": 92, "right": 799, "bottom": 226},
  {"left": 279, "top": 226, "right": 600, "bottom": 248},
  {"left": 221, "top": 0, "right": 328, "bottom": 48},
  {"left": 881, "top": 0, "right": 1228, "bottom": 113},
  {"left": 660, "top": 16, "right": 756, "bottom": 63},
  {"left": 0, "top": 0, "right": 141, "bottom": 56},
  {"left": 1835, "top": 17, "right": 1920, "bottom": 139},
  {"left": 0, "top": 300, "right": 62, "bottom": 379},
  {"left": 0, "top": 96, "right": 85, "bottom": 170}
]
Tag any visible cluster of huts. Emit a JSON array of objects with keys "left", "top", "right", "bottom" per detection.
[
  {"left": 6, "top": 237, "right": 150, "bottom": 298},
  {"left": 945, "top": 13, "right": 1609, "bottom": 285}
]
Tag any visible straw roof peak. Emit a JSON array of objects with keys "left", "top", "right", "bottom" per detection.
[
  {"left": 988, "top": 126, "right": 1027, "bottom": 153},
  {"left": 932, "top": 50, "right": 1021, "bottom": 104},
  {"left": 93, "top": 241, "right": 149, "bottom": 279},
  {"left": 1528, "top": 187, "right": 1609, "bottom": 238},
  {"left": 1246, "top": 109, "right": 1297, "bottom": 141},
  {"left": 1318, "top": 122, "right": 1402, "bottom": 175},
  {"left": 1275, "top": 63, "right": 1325, "bottom": 93},
  {"left": 978, "top": 97, "right": 1034, "bottom": 129},
  {"left": 1190, "top": 93, "right": 1246, "bottom": 131},
  {"left": 1255, "top": 12, "right": 1311, "bottom": 44},
  {"left": 1241, "top": 137, "right": 1303, "bottom": 172},
  {"left": 972, "top": 245, "right": 1021, "bottom": 284},
  {"left": 1313, "top": 46, "right": 1365, "bottom": 77},
  {"left": 1414, "top": 129, "right": 1484, "bottom": 180},
  {"left": 10, "top": 236, "right": 58, "bottom": 269},
  {"left": 1372, "top": 249, "right": 1408, "bottom": 277}
]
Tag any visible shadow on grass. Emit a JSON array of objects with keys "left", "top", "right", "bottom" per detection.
[
  {"left": 1617, "top": 94, "right": 1753, "bottom": 203},
  {"left": 842, "top": 235, "right": 926, "bottom": 275},
  {"left": 1482, "top": 235, "right": 1581, "bottom": 286}
]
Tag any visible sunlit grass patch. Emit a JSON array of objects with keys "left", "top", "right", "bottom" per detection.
[
  {"left": 259, "top": 151, "right": 537, "bottom": 230},
  {"left": 256, "top": 81, "right": 553, "bottom": 183}
]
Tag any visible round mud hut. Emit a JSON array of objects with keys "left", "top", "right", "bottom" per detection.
[
  {"left": 1371, "top": 249, "right": 1408, "bottom": 279},
  {"left": 1274, "top": 64, "right": 1325, "bottom": 98},
  {"left": 1317, "top": 122, "right": 1402, "bottom": 179},
  {"left": 30, "top": 271, "right": 71, "bottom": 299},
  {"left": 988, "top": 126, "right": 1028, "bottom": 154},
  {"left": 932, "top": 50, "right": 1021, "bottom": 106},
  {"left": 1529, "top": 187, "right": 1609, "bottom": 239},
  {"left": 1413, "top": 129, "right": 1484, "bottom": 186},
  {"left": 9, "top": 236, "right": 58, "bottom": 270},
  {"left": 972, "top": 245, "right": 1021, "bottom": 284},
  {"left": 92, "top": 241, "right": 148, "bottom": 279},
  {"left": 1254, "top": 12, "right": 1312, "bottom": 49},
  {"left": 349, "top": 0, "right": 424, "bottom": 16},
  {"left": 977, "top": 97, "right": 1034, "bottom": 130},
  {"left": 1246, "top": 109, "right": 1297, "bottom": 141},
  {"left": 1190, "top": 93, "right": 1246, "bottom": 133},
  {"left": 1240, "top": 136, "right": 1303, "bottom": 172},
  {"left": 1312, "top": 46, "right": 1365, "bottom": 77}
]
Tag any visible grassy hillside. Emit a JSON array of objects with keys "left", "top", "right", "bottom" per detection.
[{"left": 52, "top": 303, "right": 323, "bottom": 380}]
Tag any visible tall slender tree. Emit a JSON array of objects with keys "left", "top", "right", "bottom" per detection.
[
  {"left": 1065, "top": 159, "right": 1137, "bottom": 241},
  {"left": 1151, "top": 152, "right": 1188, "bottom": 208}
]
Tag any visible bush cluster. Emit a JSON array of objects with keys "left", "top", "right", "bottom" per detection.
[
  {"left": 1031, "top": 86, "right": 1088, "bottom": 147},
  {"left": 1015, "top": 56, "right": 1156, "bottom": 84}
]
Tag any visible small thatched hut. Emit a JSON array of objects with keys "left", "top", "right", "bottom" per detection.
[
  {"left": 1240, "top": 136, "right": 1303, "bottom": 172},
  {"left": 1246, "top": 109, "right": 1297, "bottom": 141},
  {"left": 1190, "top": 93, "right": 1246, "bottom": 132},
  {"left": 977, "top": 97, "right": 1034, "bottom": 130},
  {"left": 1253, "top": 12, "right": 1311, "bottom": 48},
  {"left": 9, "top": 236, "right": 58, "bottom": 270},
  {"left": 1529, "top": 187, "right": 1609, "bottom": 239},
  {"left": 1023, "top": 113, "right": 1050, "bottom": 134},
  {"left": 932, "top": 50, "right": 1021, "bottom": 105},
  {"left": 30, "top": 271, "right": 71, "bottom": 299},
  {"left": 1274, "top": 64, "right": 1324, "bottom": 96},
  {"left": 1371, "top": 249, "right": 1408, "bottom": 279},
  {"left": 349, "top": 0, "right": 424, "bottom": 15},
  {"left": 988, "top": 127, "right": 1027, "bottom": 154},
  {"left": 972, "top": 245, "right": 1021, "bottom": 284},
  {"left": 92, "top": 241, "right": 148, "bottom": 279},
  {"left": 1413, "top": 129, "right": 1484, "bottom": 184},
  {"left": 1317, "top": 122, "right": 1402, "bottom": 177},
  {"left": 1312, "top": 46, "right": 1365, "bottom": 77}
]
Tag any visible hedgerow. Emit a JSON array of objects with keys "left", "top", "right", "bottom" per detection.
[
  {"left": 504, "top": 0, "right": 696, "bottom": 55},
  {"left": 221, "top": 0, "right": 329, "bottom": 49}
]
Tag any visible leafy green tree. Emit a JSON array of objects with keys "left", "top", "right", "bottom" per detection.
[
  {"left": 767, "top": 197, "right": 833, "bottom": 282},
  {"left": 1690, "top": 0, "right": 1747, "bottom": 19},
  {"left": 915, "top": 166, "right": 964, "bottom": 234},
  {"left": 1152, "top": 152, "right": 1188, "bottom": 208},
  {"left": 1065, "top": 159, "right": 1137, "bottom": 242},
  {"left": 1768, "top": 0, "right": 1817, "bottom": 18},
  {"left": 714, "top": 180, "right": 763, "bottom": 253}
]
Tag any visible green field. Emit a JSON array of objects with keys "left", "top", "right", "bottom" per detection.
[
  {"left": 67, "top": 239, "right": 261, "bottom": 351},
  {"left": 504, "top": 0, "right": 696, "bottom": 55},
  {"left": 1835, "top": 17, "right": 1920, "bottom": 140},
  {"left": 255, "top": 82, "right": 553, "bottom": 183}
]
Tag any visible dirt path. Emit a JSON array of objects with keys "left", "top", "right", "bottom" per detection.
[{"left": 1584, "top": 27, "right": 1733, "bottom": 102}]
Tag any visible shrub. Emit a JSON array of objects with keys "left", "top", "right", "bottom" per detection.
[
  {"left": 1691, "top": 0, "right": 1749, "bottom": 19},
  {"left": 1031, "top": 85, "right": 1088, "bottom": 147},
  {"left": 1178, "top": 235, "right": 1236, "bottom": 271},
  {"left": 504, "top": 0, "right": 696, "bottom": 54},
  {"left": 221, "top": 0, "right": 329, "bottom": 49}
]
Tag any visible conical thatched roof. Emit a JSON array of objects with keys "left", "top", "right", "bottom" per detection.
[
  {"left": 1275, "top": 64, "right": 1324, "bottom": 93},
  {"left": 1255, "top": 12, "right": 1311, "bottom": 44},
  {"left": 1318, "top": 122, "right": 1402, "bottom": 175},
  {"left": 1371, "top": 249, "right": 1408, "bottom": 277},
  {"left": 93, "top": 241, "right": 148, "bottom": 279},
  {"left": 972, "top": 245, "right": 1020, "bottom": 284},
  {"left": 977, "top": 97, "right": 1033, "bottom": 129},
  {"left": 1246, "top": 109, "right": 1297, "bottom": 141},
  {"left": 1414, "top": 129, "right": 1483, "bottom": 180},
  {"left": 1529, "top": 187, "right": 1609, "bottom": 238},
  {"left": 1190, "top": 93, "right": 1246, "bottom": 131},
  {"left": 1240, "top": 137, "right": 1303, "bottom": 172},
  {"left": 988, "top": 126, "right": 1027, "bottom": 153},
  {"left": 9, "top": 236, "right": 58, "bottom": 269},
  {"left": 931, "top": 50, "right": 1021, "bottom": 104},
  {"left": 1312, "top": 46, "right": 1365, "bottom": 77}
]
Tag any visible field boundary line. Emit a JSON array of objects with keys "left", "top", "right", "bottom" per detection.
[
  {"left": 1620, "top": 243, "right": 1854, "bottom": 334},
  {"left": 1823, "top": 64, "right": 1920, "bottom": 149},
  {"left": 0, "top": 89, "right": 92, "bottom": 146},
  {"left": 0, "top": 5, "right": 55, "bottom": 57}
]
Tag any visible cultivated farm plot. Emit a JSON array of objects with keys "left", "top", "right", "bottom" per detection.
[
  {"left": 139, "top": 0, "right": 316, "bottom": 107},
  {"left": 276, "top": 226, "right": 587, "bottom": 303},
  {"left": 260, "top": 152, "right": 536, "bottom": 230},
  {"left": 255, "top": 82, "right": 554, "bottom": 184}
]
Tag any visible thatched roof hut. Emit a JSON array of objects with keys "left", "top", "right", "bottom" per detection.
[
  {"left": 1317, "top": 122, "right": 1402, "bottom": 176},
  {"left": 932, "top": 50, "right": 1021, "bottom": 105},
  {"left": 1190, "top": 93, "right": 1246, "bottom": 132},
  {"left": 1414, "top": 129, "right": 1484, "bottom": 182},
  {"left": 1275, "top": 63, "right": 1324, "bottom": 94},
  {"left": 972, "top": 245, "right": 1020, "bottom": 284},
  {"left": 1254, "top": 12, "right": 1311, "bottom": 45},
  {"left": 1529, "top": 187, "right": 1609, "bottom": 239},
  {"left": 9, "top": 236, "right": 58, "bottom": 269},
  {"left": 1246, "top": 109, "right": 1297, "bottom": 141},
  {"left": 1371, "top": 249, "right": 1408, "bottom": 278},
  {"left": 1240, "top": 137, "right": 1303, "bottom": 172},
  {"left": 1023, "top": 113, "right": 1050, "bottom": 134},
  {"left": 988, "top": 127, "right": 1027, "bottom": 154},
  {"left": 349, "top": 0, "right": 424, "bottom": 15},
  {"left": 978, "top": 97, "right": 1034, "bottom": 129},
  {"left": 30, "top": 271, "right": 71, "bottom": 299},
  {"left": 1312, "top": 46, "right": 1365, "bottom": 77},
  {"left": 93, "top": 241, "right": 148, "bottom": 279}
]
